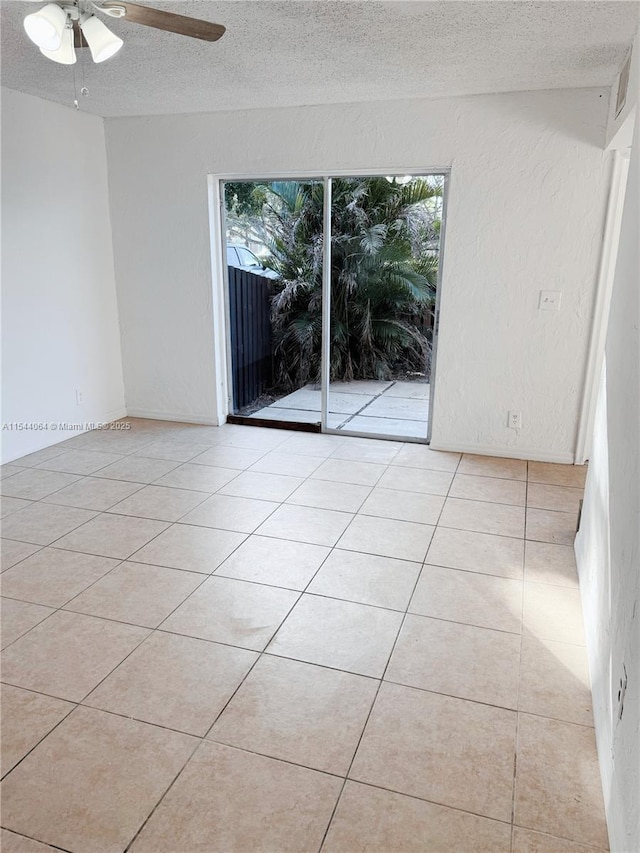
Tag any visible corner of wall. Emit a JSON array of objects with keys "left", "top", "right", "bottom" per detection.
[
  {"left": 606, "top": 29, "right": 640, "bottom": 148},
  {"left": 98, "top": 111, "right": 128, "bottom": 420},
  {"left": 576, "top": 102, "right": 640, "bottom": 852},
  {"left": 1, "top": 89, "right": 127, "bottom": 462}
]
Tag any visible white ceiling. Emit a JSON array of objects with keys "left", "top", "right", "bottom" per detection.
[{"left": 1, "top": 0, "right": 638, "bottom": 117}]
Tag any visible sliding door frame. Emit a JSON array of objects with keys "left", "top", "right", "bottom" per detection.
[
  {"left": 320, "top": 169, "right": 451, "bottom": 445},
  {"left": 215, "top": 174, "right": 324, "bottom": 424},
  {"left": 427, "top": 170, "right": 450, "bottom": 444},
  {"left": 211, "top": 168, "right": 450, "bottom": 442},
  {"left": 320, "top": 176, "right": 332, "bottom": 433}
]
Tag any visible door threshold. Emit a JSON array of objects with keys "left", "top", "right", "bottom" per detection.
[{"left": 226, "top": 414, "right": 321, "bottom": 432}]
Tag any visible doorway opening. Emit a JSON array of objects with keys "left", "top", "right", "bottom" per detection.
[{"left": 219, "top": 172, "right": 448, "bottom": 442}]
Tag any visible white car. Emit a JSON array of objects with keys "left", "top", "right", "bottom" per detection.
[{"left": 226, "top": 244, "right": 279, "bottom": 279}]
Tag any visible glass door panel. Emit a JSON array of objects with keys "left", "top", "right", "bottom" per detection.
[
  {"left": 223, "top": 179, "right": 324, "bottom": 427},
  {"left": 324, "top": 174, "right": 445, "bottom": 441},
  {"left": 222, "top": 173, "right": 446, "bottom": 443}
]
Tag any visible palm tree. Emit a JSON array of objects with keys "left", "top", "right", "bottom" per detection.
[{"left": 264, "top": 176, "right": 441, "bottom": 389}]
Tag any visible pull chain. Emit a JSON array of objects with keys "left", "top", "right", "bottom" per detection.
[
  {"left": 79, "top": 25, "right": 89, "bottom": 101},
  {"left": 72, "top": 32, "right": 79, "bottom": 110},
  {"left": 71, "top": 20, "right": 89, "bottom": 110}
]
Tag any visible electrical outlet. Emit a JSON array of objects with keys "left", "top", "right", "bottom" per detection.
[
  {"left": 75, "top": 389, "right": 84, "bottom": 406},
  {"left": 508, "top": 410, "right": 522, "bottom": 429}
]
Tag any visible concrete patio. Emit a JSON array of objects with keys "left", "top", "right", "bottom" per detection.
[{"left": 249, "top": 380, "right": 430, "bottom": 439}]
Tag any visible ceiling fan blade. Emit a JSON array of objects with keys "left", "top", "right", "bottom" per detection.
[{"left": 101, "top": 3, "right": 226, "bottom": 41}]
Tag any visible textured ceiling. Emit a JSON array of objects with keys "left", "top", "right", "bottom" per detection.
[{"left": 1, "top": 0, "right": 638, "bottom": 117}]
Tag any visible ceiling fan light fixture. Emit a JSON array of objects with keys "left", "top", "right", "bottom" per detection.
[
  {"left": 80, "top": 14, "right": 123, "bottom": 63},
  {"left": 39, "top": 21, "right": 76, "bottom": 64},
  {"left": 24, "top": 3, "right": 67, "bottom": 50}
]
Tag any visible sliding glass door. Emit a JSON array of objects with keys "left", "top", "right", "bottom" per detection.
[
  {"left": 322, "top": 173, "right": 446, "bottom": 442},
  {"left": 220, "top": 172, "right": 447, "bottom": 442},
  {"left": 222, "top": 178, "right": 324, "bottom": 428}
]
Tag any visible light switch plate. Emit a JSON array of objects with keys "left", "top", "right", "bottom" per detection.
[{"left": 539, "top": 290, "right": 562, "bottom": 311}]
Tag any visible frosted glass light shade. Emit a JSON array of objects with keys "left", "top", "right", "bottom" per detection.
[
  {"left": 40, "top": 23, "right": 76, "bottom": 64},
  {"left": 24, "top": 3, "right": 66, "bottom": 50},
  {"left": 80, "top": 15, "right": 123, "bottom": 62}
]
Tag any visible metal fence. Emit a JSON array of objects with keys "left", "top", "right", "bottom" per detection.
[{"left": 227, "top": 267, "right": 273, "bottom": 411}]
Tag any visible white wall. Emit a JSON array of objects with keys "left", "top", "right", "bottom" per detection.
[
  {"left": 1, "top": 88, "right": 125, "bottom": 463},
  {"left": 105, "top": 87, "right": 611, "bottom": 460},
  {"left": 576, "top": 108, "right": 639, "bottom": 852}
]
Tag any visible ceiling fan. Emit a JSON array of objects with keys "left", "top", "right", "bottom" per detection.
[{"left": 23, "top": 1, "right": 226, "bottom": 65}]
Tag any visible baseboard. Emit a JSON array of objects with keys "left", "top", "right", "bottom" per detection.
[
  {"left": 1, "top": 405, "right": 128, "bottom": 464},
  {"left": 125, "top": 409, "right": 219, "bottom": 426},
  {"left": 103, "top": 406, "right": 129, "bottom": 424},
  {"left": 122, "top": 418, "right": 577, "bottom": 462},
  {"left": 429, "top": 441, "right": 576, "bottom": 464}
]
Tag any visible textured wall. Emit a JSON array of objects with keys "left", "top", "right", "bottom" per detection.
[
  {"left": 577, "top": 106, "right": 639, "bottom": 852},
  {"left": 1, "top": 89, "right": 126, "bottom": 462},
  {"left": 574, "top": 366, "right": 614, "bottom": 840},
  {"left": 105, "top": 87, "right": 611, "bottom": 459},
  {"left": 602, "top": 108, "right": 640, "bottom": 851}
]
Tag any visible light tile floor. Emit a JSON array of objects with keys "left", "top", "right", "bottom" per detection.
[
  {"left": 0, "top": 419, "right": 608, "bottom": 852},
  {"left": 249, "top": 380, "right": 430, "bottom": 439}
]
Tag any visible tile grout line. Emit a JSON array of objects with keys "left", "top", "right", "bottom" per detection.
[
  {"left": 510, "top": 823, "right": 607, "bottom": 852},
  {"left": 317, "top": 448, "right": 464, "bottom": 850},
  {"left": 0, "top": 478, "right": 247, "bottom": 652},
  {"left": 0, "top": 542, "right": 47, "bottom": 573},
  {"left": 1, "top": 424, "right": 593, "bottom": 851},
  {"left": 200, "top": 470, "right": 377, "bottom": 742},
  {"left": 0, "top": 693, "right": 77, "bottom": 784},
  {"left": 3, "top": 436, "right": 571, "bottom": 655},
  {"left": 42, "top": 478, "right": 149, "bottom": 511},
  {"left": 1, "top": 518, "right": 584, "bottom": 653},
  {"left": 0, "top": 664, "right": 600, "bottom": 777},
  {"left": 509, "top": 459, "right": 529, "bottom": 850},
  {"left": 317, "top": 471, "right": 444, "bottom": 848},
  {"left": 0, "top": 493, "right": 154, "bottom": 650},
  {"left": 120, "top": 730, "right": 202, "bottom": 853},
  {"left": 188, "top": 442, "right": 417, "bottom": 849},
  {"left": 6, "top": 458, "right": 582, "bottom": 520},
  {"left": 0, "top": 826, "right": 74, "bottom": 853},
  {"left": 121, "top": 454, "right": 354, "bottom": 851}
]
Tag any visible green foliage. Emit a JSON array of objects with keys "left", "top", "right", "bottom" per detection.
[
  {"left": 224, "top": 182, "right": 266, "bottom": 218},
  {"left": 264, "top": 176, "right": 441, "bottom": 389}
]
